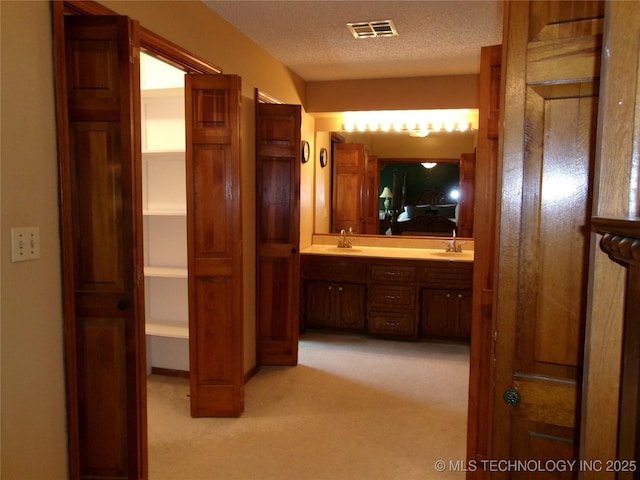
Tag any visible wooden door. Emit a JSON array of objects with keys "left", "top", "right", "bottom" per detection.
[
  {"left": 582, "top": 2, "right": 640, "bottom": 475},
  {"left": 56, "top": 15, "right": 147, "bottom": 480},
  {"left": 255, "top": 103, "right": 301, "bottom": 366},
  {"left": 332, "top": 143, "right": 365, "bottom": 233},
  {"left": 363, "top": 154, "right": 379, "bottom": 234},
  {"left": 492, "top": 1, "right": 603, "bottom": 476},
  {"left": 467, "top": 44, "right": 501, "bottom": 478},
  {"left": 186, "top": 74, "right": 244, "bottom": 416},
  {"left": 457, "top": 152, "right": 475, "bottom": 238}
]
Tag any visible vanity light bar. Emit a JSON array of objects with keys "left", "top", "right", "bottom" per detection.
[{"left": 341, "top": 109, "right": 479, "bottom": 135}]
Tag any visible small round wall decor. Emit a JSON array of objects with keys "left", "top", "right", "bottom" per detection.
[
  {"left": 319, "top": 148, "right": 328, "bottom": 168},
  {"left": 301, "top": 141, "right": 310, "bottom": 163}
]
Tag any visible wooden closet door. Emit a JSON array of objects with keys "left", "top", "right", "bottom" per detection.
[
  {"left": 332, "top": 143, "right": 365, "bottom": 233},
  {"left": 185, "top": 74, "right": 244, "bottom": 417},
  {"left": 256, "top": 103, "right": 301, "bottom": 366},
  {"left": 57, "top": 15, "right": 147, "bottom": 480},
  {"left": 467, "top": 44, "right": 501, "bottom": 479},
  {"left": 492, "top": 1, "right": 603, "bottom": 475}
]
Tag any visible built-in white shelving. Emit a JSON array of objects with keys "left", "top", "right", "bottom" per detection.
[{"left": 141, "top": 53, "right": 189, "bottom": 373}]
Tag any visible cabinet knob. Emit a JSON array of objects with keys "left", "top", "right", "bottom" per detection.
[
  {"left": 458, "top": 294, "right": 463, "bottom": 299},
  {"left": 503, "top": 389, "right": 521, "bottom": 407},
  {"left": 117, "top": 300, "right": 129, "bottom": 311},
  {"left": 291, "top": 248, "right": 297, "bottom": 254},
  {"left": 328, "top": 286, "right": 332, "bottom": 291},
  {"left": 446, "top": 293, "right": 451, "bottom": 298},
  {"left": 338, "top": 286, "right": 343, "bottom": 292}
]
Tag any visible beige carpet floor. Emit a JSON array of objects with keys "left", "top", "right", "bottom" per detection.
[{"left": 147, "top": 333, "right": 470, "bottom": 480}]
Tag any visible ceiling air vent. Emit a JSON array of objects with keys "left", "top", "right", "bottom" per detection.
[{"left": 347, "top": 20, "right": 398, "bottom": 39}]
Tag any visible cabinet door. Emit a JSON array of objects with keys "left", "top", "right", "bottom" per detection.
[
  {"left": 420, "top": 289, "right": 455, "bottom": 337},
  {"left": 337, "top": 283, "right": 366, "bottom": 330},
  {"left": 305, "top": 282, "right": 336, "bottom": 328},
  {"left": 454, "top": 291, "right": 472, "bottom": 338}
]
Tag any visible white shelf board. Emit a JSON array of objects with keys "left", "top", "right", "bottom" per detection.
[
  {"left": 146, "top": 319, "right": 189, "bottom": 339},
  {"left": 141, "top": 87, "right": 184, "bottom": 97},
  {"left": 144, "top": 266, "right": 188, "bottom": 278},
  {"left": 141, "top": 149, "right": 185, "bottom": 155},
  {"left": 143, "top": 210, "right": 186, "bottom": 216}
]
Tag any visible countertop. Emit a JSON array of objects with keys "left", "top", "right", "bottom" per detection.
[{"left": 300, "top": 244, "right": 474, "bottom": 262}]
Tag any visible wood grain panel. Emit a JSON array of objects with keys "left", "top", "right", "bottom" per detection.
[
  {"left": 260, "top": 157, "right": 293, "bottom": 243},
  {"left": 193, "top": 145, "right": 229, "bottom": 256},
  {"left": 58, "top": 14, "right": 147, "bottom": 480},
  {"left": 194, "top": 277, "right": 233, "bottom": 383},
  {"left": 255, "top": 103, "right": 301, "bottom": 366},
  {"left": 518, "top": 86, "right": 597, "bottom": 376},
  {"left": 581, "top": 3, "right": 640, "bottom": 471},
  {"left": 77, "top": 317, "right": 127, "bottom": 477},
  {"left": 70, "top": 124, "right": 123, "bottom": 290},
  {"left": 186, "top": 74, "right": 243, "bottom": 417},
  {"left": 493, "top": 2, "right": 603, "bottom": 476}
]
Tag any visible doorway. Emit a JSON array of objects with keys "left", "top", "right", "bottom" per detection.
[{"left": 140, "top": 52, "right": 190, "bottom": 377}]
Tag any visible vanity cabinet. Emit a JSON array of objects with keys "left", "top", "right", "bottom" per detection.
[
  {"left": 420, "top": 289, "right": 472, "bottom": 338},
  {"left": 419, "top": 262, "right": 473, "bottom": 339},
  {"left": 301, "top": 254, "right": 473, "bottom": 340},
  {"left": 301, "top": 255, "right": 367, "bottom": 332},
  {"left": 368, "top": 264, "right": 417, "bottom": 337},
  {"left": 305, "top": 281, "right": 365, "bottom": 331}
]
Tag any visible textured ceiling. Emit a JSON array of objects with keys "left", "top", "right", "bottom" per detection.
[{"left": 203, "top": 1, "right": 504, "bottom": 82}]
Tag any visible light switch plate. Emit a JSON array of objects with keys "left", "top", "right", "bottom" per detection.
[{"left": 11, "top": 226, "right": 40, "bottom": 262}]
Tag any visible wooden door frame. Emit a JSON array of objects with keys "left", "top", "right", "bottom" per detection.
[{"left": 52, "top": 0, "right": 225, "bottom": 475}]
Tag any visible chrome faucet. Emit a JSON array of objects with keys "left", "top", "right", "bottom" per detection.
[
  {"left": 445, "top": 230, "right": 464, "bottom": 253},
  {"left": 337, "top": 228, "right": 353, "bottom": 248}
]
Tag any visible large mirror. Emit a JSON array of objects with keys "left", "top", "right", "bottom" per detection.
[{"left": 314, "top": 129, "right": 476, "bottom": 238}]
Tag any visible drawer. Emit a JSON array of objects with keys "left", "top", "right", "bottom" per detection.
[
  {"left": 369, "top": 264, "right": 416, "bottom": 283},
  {"left": 368, "top": 311, "right": 416, "bottom": 336},
  {"left": 369, "top": 285, "right": 416, "bottom": 309},
  {"left": 420, "top": 262, "right": 473, "bottom": 289},
  {"left": 302, "top": 255, "right": 367, "bottom": 282}
]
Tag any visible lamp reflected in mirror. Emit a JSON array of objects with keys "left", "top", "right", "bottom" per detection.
[{"left": 379, "top": 187, "right": 393, "bottom": 213}]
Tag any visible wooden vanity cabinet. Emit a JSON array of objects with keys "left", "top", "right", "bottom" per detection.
[
  {"left": 419, "top": 262, "right": 473, "bottom": 339},
  {"left": 301, "top": 255, "right": 367, "bottom": 332},
  {"left": 420, "top": 289, "right": 472, "bottom": 338},
  {"left": 305, "top": 281, "right": 365, "bottom": 331},
  {"left": 301, "top": 254, "right": 473, "bottom": 340},
  {"left": 368, "top": 263, "right": 418, "bottom": 337}
]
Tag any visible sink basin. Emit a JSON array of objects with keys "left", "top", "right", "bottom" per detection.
[{"left": 429, "top": 251, "right": 473, "bottom": 260}]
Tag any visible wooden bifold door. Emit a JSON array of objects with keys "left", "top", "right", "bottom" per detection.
[{"left": 55, "top": 11, "right": 245, "bottom": 480}]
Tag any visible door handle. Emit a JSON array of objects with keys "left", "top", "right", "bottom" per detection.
[{"left": 503, "top": 389, "right": 521, "bottom": 407}]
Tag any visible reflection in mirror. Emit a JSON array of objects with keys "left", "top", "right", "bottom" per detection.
[
  {"left": 379, "top": 160, "right": 460, "bottom": 236},
  {"left": 316, "top": 130, "right": 476, "bottom": 238}
]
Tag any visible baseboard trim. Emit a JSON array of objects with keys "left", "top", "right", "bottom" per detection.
[
  {"left": 151, "top": 367, "right": 190, "bottom": 379},
  {"left": 244, "top": 364, "right": 260, "bottom": 383}
]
